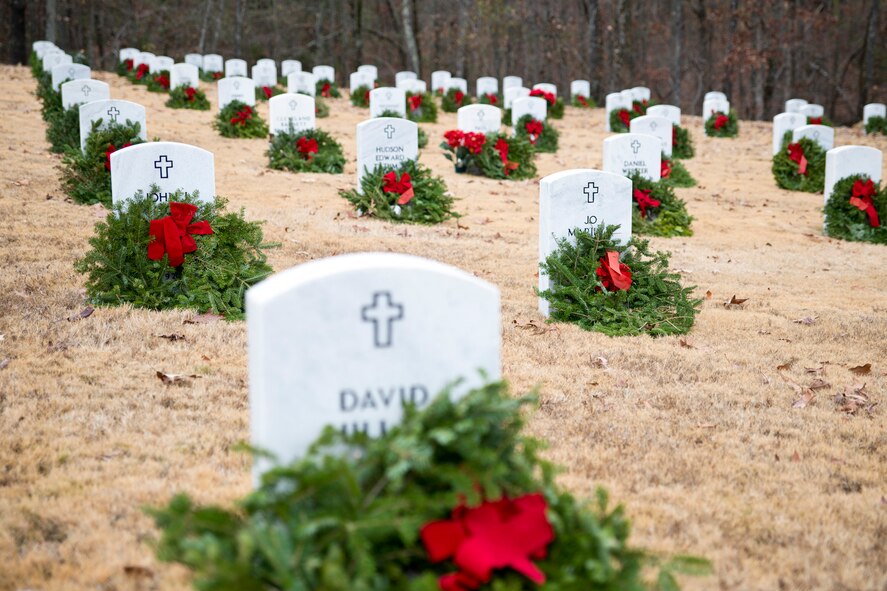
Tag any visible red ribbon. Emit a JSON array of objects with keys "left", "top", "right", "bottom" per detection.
[
  {"left": 124, "top": 59, "right": 134, "bottom": 72},
  {"left": 135, "top": 63, "right": 150, "bottom": 80},
  {"left": 849, "top": 179, "right": 880, "bottom": 227},
  {"left": 809, "top": 116, "right": 823, "bottom": 125},
  {"left": 420, "top": 494, "right": 554, "bottom": 590},
  {"left": 154, "top": 74, "right": 170, "bottom": 89},
  {"left": 660, "top": 159, "right": 672, "bottom": 179},
  {"left": 444, "top": 129, "right": 465, "bottom": 148},
  {"left": 296, "top": 136, "right": 319, "bottom": 160},
  {"left": 485, "top": 93, "right": 498, "bottom": 105},
  {"left": 671, "top": 126, "right": 677, "bottom": 146},
  {"left": 494, "top": 138, "right": 519, "bottom": 175},
  {"left": 184, "top": 87, "right": 197, "bottom": 102},
  {"left": 618, "top": 109, "right": 631, "bottom": 128},
  {"left": 713, "top": 113, "right": 729, "bottom": 130},
  {"left": 104, "top": 142, "right": 132, "bottom": 171},
  {"left": 230, "top": 105, "right": 253, "bottom": 126},
  {"left": 525, "top": 119, "right": 543, "bottom": 144},
  {"left": 382, "top": 171, "right": 415, "bottom": 205},
  {"left": 444, "top": 130, "right": 485, "bottom": 154},
  {"left": 212, "top": 71, "right": 223, "bottom": 80},
  {"left": 262, "top": 86, "right": 273, "bottom": 99},
  {"left": 321, "top": 82, "right": 331, "bottom": 98},
  {"left": 363, "top": 90, "right": 370, "bottom": 104},
  {"left": 408, "top": 94, "right": 423, "bottom": 111},
  {"left": 147, "top": 202, "right": 214, "bottom": 268},
  {"left": 787, "top": 143, "right": 808, "bottom": 175},
  {"left": 596, "top": 251, "right": 632, "bottom": 292},
  {"left": 577, "top": 95, "right": 588, "bottom": 107},
  {"left": 454, "top": 91, "right": 465, "bottom": 105},
  {"left": 529, "top": 89, "right": 555, "bottom": 106},
  {"left": 633, "top": 188, "right": 661, "bottom": 218}
]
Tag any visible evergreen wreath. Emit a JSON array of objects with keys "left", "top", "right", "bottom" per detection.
[
  {"left": 29, "top": 51, "right": 42, "bottom": 78},
  {"left": 660, "top": 157, "right": 697, "bottom": 188},
  {"left": 704, "top": 109, "right": 738, "bottom": 138},
  {"left": 823, "top": 175, "right": 887, "bottom": 244},
  {"left": 61, "top": 119, "right": 145, "bottom": 206},
  {"left": 350, "top": 85, "right": 371, "bottom": 108},
  {"left": 864, "top": 115, "right": 887, "bottom": 135},
  {"left": 255, "top": 85, "right": 285, "bottom": 102},
  {"left": 441, "top": 88, "right": 472, "bottom": 112},
  {"left": 632, "top": 99, "right": 652, "bottom": 116},
  {"left": 539, "top": 224, "right": 701, "bottom": 336},
  {"left": 315, "top": 96, "right": 331, "bottom": 118},
  {"left": 807, "top": 115, "right": 832, "bottom": 127},
  {"left": 528, "top": 89, "right": 564, "bottom": 119},
  {"left": 406, "top": 92, "right": 439, "bottom": 123},
  {"left": 199, "top": 70, "right": 225, "bottom": 83},
  {"left": 166, "top": 86, "right": 211, "bottom": 110},
  {"left": 128, "top": 63, "right": 152, "bottom": 85},
  {"left": 149, "top": 380, "right": 710, "bottom": 590},
  {"left": 628, "top": 173, "right": 693, "bottom": 237},
  {"left": 771, "top": 133, "right": 826, "bottom": 193},
  {"left": 116, "top": 59, "right": 134, "bottom": 77},
  {"left": 340, "top": 159, "right": 457, "bottom": 224},
  {"left": 514, "top": 114, "right": 558, "bottom": 153},
  {"left": 267, "top": 128, "right": 346, "bottom": 174},
  {"left": 440, "top": 130, "right": 536, "bottom": 180},
  {"left": 146, "top": 70, "right": 171, "bottom": 93},
  {"left": 214, "top": 101, "right": 269, "bottom": 139},
  {"left": 75, "top": 191, "right": 275, "bottom": 320},
  {"left": 316, "top": 78, "right": 342, "bottom": 98},
  {"left": 378, "top": 110, "right": 429, "bottom": 148},
  {"left": 36, "top": 72, "right": 61, "bottom": 121},
  {"left": 672, "top": 125, "right": 695, "bottom": 159},
  {"left": 571, "top": 94, "right": 596, "bottom": 108},
  {"left": 608, "top": 108, "right": 635, "bottom": 133},
  {"left": 478, "top": 92, "right": 501, "bottom": 106},
  {"left": 45, "top": 104, "right": 81, "bottom": 154}
]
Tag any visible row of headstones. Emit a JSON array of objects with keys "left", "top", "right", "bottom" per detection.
[
  {"left": 607, "top": 89, "right": 731, "bottom": 131},
  {"left": 119, "top": 47, "right": 331, "bottom": 81},
  {"left": 787, "top": 97, "right": 887, "bottom": 132}
]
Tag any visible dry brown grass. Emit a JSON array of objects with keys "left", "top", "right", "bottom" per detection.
[{"left": 1, "top": 64, "right": 885, "bottom": 590}]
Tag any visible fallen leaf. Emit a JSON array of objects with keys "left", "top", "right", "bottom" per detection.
[
  {"left": 0, "top": 358, "right": 9, "bottom": 370},
  {"left": 696, "top": 423, "right": 716, "bottom": 429},
  {"left": 183, "top": 312, "right": 223, "bottom": 325},
  {"left": 790, "top": 451, "right": 801, "bottom": 462},
  {"left": 201, "top": 354, "right": 211, "bottom": 361},
  {"left": 793, "top": 316, "right": 818, "bottom": 325},
  {"left": 792, "top": 389, "right": 815, "bottom": 408},
  {"left": 156, "top": 371, "right": 199, "bottom": 386},
  {"left": 807, "top": 378, "right": 831, "bottom": 390},
  {"left": 849, "top": 363, "right": 871, "bottom": 375},
  {"left": 757, "top": 329, "right": 771, "bottom": 335},
  {"left": 679, "top": 338, "right": 695, "bottom": 349},
  {"left": 511, "top": 319, "right": 556, "bottom": 335},
  {"left": 705, "top": 290, "right": 712, "bottom": 299},
  {"left": 777, "top": 359, "right": 795, "bottom": 371},
  {"left": 805, "top": 366, "right": 823, "bottom": 374},
  {"left": 156, "top": 334, "right": 186, "bottom": 341},
  {"left": 591, "top": 356, "right": 609, "bottom": 369},
  {"left": 725, "top": 295, "right": 748, "bottom": 307},
  {"left": 456, "top": 222, "right": 469, "bottom": 230},
  {"left": 834, "top": 384, "right": 876, "bottom": 415},
  {"left": 67, "top": 306, "right": 94, "bottom": 321},
  {"left": 123, "top": 565, "right": 154, "bottom": 578}
]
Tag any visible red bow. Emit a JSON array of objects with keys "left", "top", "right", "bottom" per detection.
[
  {"left": 787, "top": 143, "right": 808, "bottom": 175},
  {"left": 421, "top": 494, "right": 554, "bottom": 590},
  {"left": 671, "top": 126, "right": 677, "bottom": 146},
  {"left": 124, "top": 59, "right": 134, "bottom": 72},
  {"left": 494, "top": 138, "right": 519, "bottom": 175},
  {"left": 713, "top": 113, "right": 729, "bottom": 130},
  {"left": 184, "top": 87, "right": 197, "bottom": 102},
  {"left": 577, "top": 95, "right": 588, "bottom": 107},
  {"left": 529, "top": 89, "right": 555, "bottom": 106},
  {"left": 230, "top": 105, "right": 253, "bottom": 126},
  {"left": 618, "top": 109, "right": 631, "bottom": 128},
  {"left": 660, "top": 159, "right": 672, "bottom": 179},
  {"left": 262, "top": 86, "right": 273, "bottom": 99},
  {"left": 596, "top": 251, "right": 632, "bottom": 292},
  {"left": 363, "top": 90, "right": 370, "bottom": 104},
  {"left": 147, "top": 202, "right": 214, "bottom": 268},
  {"left": 849, "top": 179, "right": 880, "bottom": 227},
  {"left": 154, "top": 74, "right": 170, "bottom": 89},
  {"left": 296, "top": 136, "right": 319, "bottom": 159},
  {"left": 454, "top": 91, "right": 465, "bottom": 105},
  {"left": 212, "top": 71, "right": 223, "bottom": 80},
  {"left": 104, "top": 142, "right": 132, "bottom": 171},
  {"left": 633, "top": 188, "right": 661, "bottom": 218},
  {"left": 809, "top": 116, "right": 823, "bottom": 124},
  {"left": 382, "top": 171, "right": 415, "bottom": 205},
  {"left": 135, "top": 63, "right": 150, "bottom": 80},
  {"left": 525, "top": 119, "right": 543, "bottom": 144},
  {"left": 632, "top": 102, "right": 644, "bottom": 115},
  {"left": 321, "top": 82, "right": 331, "bottom": 98},
  {"left": 485, "top": 93, "right": 498, "bottom": 105},
  {"left": 444, "top": 129, "right": 465, "bottom": 148},
  {"left": 408, "top": 94, "right": 423, "bottom": 111}
]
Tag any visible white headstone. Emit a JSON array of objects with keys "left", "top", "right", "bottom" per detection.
[
  {"left": 772, "top": 112, "right": 806, "bottom": 154},
  {"left": 799, "top": 103, "right": 824, "bottom": 120},
  {"left": 476, "top": 77, "right": 498, "bottom": 97},
  {"left": 504, "top": 86, "right": 530, "bottom": 109},
  {"left": 358, "top": 64, "right": 378, "bottom": 79},
  {"left": 457, "top": 104, "right": 502, "bottom": 134},
  {"left": 602, "top": 133, "right": 662, "bottom": 182},
  {"left": 256, "top": 58, "right": 277, "bottom": 71},
  {"left": 218, "top": 76, "right": 256, "bottom": 110},
  {"left": 119, "top": 48, "right": 140, "bottom": 62},
  {"left": 630, "top": 115, "right": 673, "bottom": 158},
  {"left": 785, "top": 98, "right": 808, "bottom": 113},
  {"left": 110, "top": 141, "right": 215, "bottom": 205},
  {"left": 445, "top": 77, "right": 468, "bottom": 93},
  {"left": 61, "top": 79, "right": 110, "bottom": 109},
  {"left": 225, "top": 58, "right": 248, "bottom": 78},
  {"left": 646, "top": 104, "right": 681, "bottom": 127},
  {"left": 79, "top": 99, "right": 147, "bottom": 152},
  {"left": 246, "top": 252, "right": 501, "bottom": 473},
  {"left": 287, "top": 71, "right": 317, "bottom": 96},
  {"left": 51, "top": 63, "right": 90, "bottom": 91},
  {"left": 538, "top": 169, "right": 632, "bottom": 315},
  {"left": 431, "top": 70, "right": 451, "bottom": 92},
  {"left": 792, "top": 124, "right": 835, "bottom": 152},
  {"left": 33, "top": 40, "right": 55, "bottom": 57},
  {"left": 533, "top": 83, "right": 558, "bottom": 98},
  {"left": 511, "top": 96, "right": 547, "bottom": 129},
  {"left": 350, "top": 71, "right": 374, "bottom": 90},
  {"left": 282, "top": 60, "right": 302, "bottom": 77},
  {"left": 251, "top": 63, "right": 278, "bottom": 88},
  {"left": 605, "top": 92, "right": 628, "bottom": 132},
  {"left": 620, "top": 89, "right": 635, "bottom": 105},
  {"left": 863, "top": 103, "right": 886, "bottom": 126},
  {"left": 202, "top": 54, "right": 223, "bottom": 73},
  {"left": 312, "top": 65, "right": 335, "bottom": 83},
  {"left": 184, "top": 53, "right": 203, "bottom": 69},
  {"left": 355, "top": 117, "right": 419, "bottom": 188},
  {"left": 571, "top": 80, "right": 591, "bottom": 99},
  {"left": 502, "top": 76, "right": 522, "bottom": 91},
  {"left": 404, "top": 79, "right": 427, "bottom": 94},
  {"left": 823, "top": 146, "right": 883, "bottom": 203},
  {"left": 631, "top": 86, "right": 651, "bottom": 102},
  {"left": 705, "top": 91, "right": 728, "bottom": 102},
  {"left": 42, "top": 52, "right": 71, "bottom": 75},
  {"left": 150, "top": 56, "right": 174, "bottom": 74},
  {"left": 134, "top": 52, "right": 155, "bottom": 69},
  {"left": 702, "top": 98, "right": 730, "bottom": 118},
  {"left": 268, "top": 93, "right": 316, "bottom": 135},
  {"left": 395, "top": 71, "right": 417, "bottom": 86},
  {"left": 369, "top": 87, "right": 406, "bottom": 118},
  {"left": 170, "top": 63, "right": 200, "bottom": 89}
]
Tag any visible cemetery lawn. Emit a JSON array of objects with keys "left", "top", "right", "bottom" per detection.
[{"left": 1, "top": 63, "right": 886, "bottom": 591}]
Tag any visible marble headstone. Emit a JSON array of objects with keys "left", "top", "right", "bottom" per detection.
[
  {"left": 646, "top": 104, "right": 681, "bottom": 127},
  {"left": 457, "top": 104, "right": 502, "bottom": 134},
  {"left": 355, "top": 117, "right": 419, "bottom": 188},
  {"left": 202, "top": 54, "right": 223, "bottom": 73},
  {"left": 823, "top": 146, "right": 883, "bottom": 203},
  {"left": 282, "top": 60, "right": 302, "bottom": 77},
  {"left": 602, "top": 133, "right": 662, "bottom": 182},
  {"left": 185, "top": 53, "right": 203, "bottom": 69},
  {"left": 252, "top": 63, "right": 278, "bottom": 88},
  {"left": 51, "top": 63, "right": 90, "bottom": 91},
  {"left": 785, "top": 98, "right": 808, "bottom": 113},
  {"left": 268, "top": 93, "right": 316, "bottom": 135},
  {"left": 504, "top": 86, "right": 530, "bottom": 109},
  {"left": 431, "top": 70, "right": 451, "bottom": 92},
  {"left": 630, "top": 115, "right": 673, "bottom": 158},
  {"left": 61, "top": 79, "right": 109, "bottom": 109},
  {"left": 511, "top": 96, "right": 547, "bottom": 129},
  {"left": 369, "top": 87, "right": 406, "bottom": 118},
  {"left": 476, "top": 77, "right": 498, "bottom": 97},
  {"left": 792, "top": 124, "right": 835, "bottom": 152},
  {"left": 110, "top": 141, "right": 215, "bottom": 205},
  {"left": 288, "top": 71, "right": 317, "bottom": 96},
  {"left": 772, "top": 112, "right": 806, "bottom": 154},
  {"left": 445, "top": 77, "right": 468, "bottom": 93},
  {"left": 571, "top": 80, "right": 591, "bottom": 99},
  {"left": 218, "top": 76, "right": 256, "bottom": 110},
  {"left": 170, "top": 63, "right": 199, "bottom": 89},
  {"left": 312, "top": 65, "right": 336, "bottom": 83},
  {"left": 79, "top": 99, "right": 147, "bottom": 151},
  {"left": 225, "top": 58, "right": 248, "bottom": 78}
]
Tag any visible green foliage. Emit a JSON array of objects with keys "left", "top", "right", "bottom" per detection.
[
  {"left": 199, "top": 70, "right": 225, "bottom": 83},
  {"left": 704, "top": 109, "right": 738, "bottom": 138},
  {"left": 629, "top": 173, "right": 693, "bottom": 237},
  {"left": 548, "top": 97, "right": 565, "bottom": 119},
  {"left": 661, "top": 158, "right": 696, "bottom": 188},
  {"left": 340, "top": 159, "right": 457, "bottom": 224},
  {"left": 75, "top": 192, "right": 275, "bottom": 319},
  {"left": 503, "top": 108, "right": 512, "bottom": 126},
  {"left": 474, "top": 133, "right": 537, "bottom": 181},
  {"left": 45, "top": 104, "right": 81, "bottom": 154},
  {"left": 166, "top": 86, "right": 211, "bottom": 110},
  {"left": 267, "top": 128, "right": 345, "bottom": 174},
  {"left": 255, "top": 85, "right": 285, "bottom": 102},
  {"left": 514, "top": 114, "right": 559, "bottom": 153},
  {"left": 406, "top": 92, "right": 438, "bottom": 123},
  {"left": 609, "top": 109, "right": 632, "bottom": 133},
  {"left": 671, "top": 125, "right": 694, "bottom": 159},
  {"left": 478, "top": 93, "right": 501, "bottom": 106},
  {"left": 315, "top": 96, "right": 331, "bottom": 118},
  {"left": 61, "top": 119, "right": 145, "bottom": 206},
  {"left": 808, "top": 116, "right": 833, "bottom": 127},
  {"left": 441, "top": 87, "right": 473, "bottom": 112},
  {"left": 571, "top": 96, "right": 596, "bottom": 108},
  {"left": 36, "top": 73, "right": 61, "bottom": 122},
  {"left": 146, "top": 70, "right": 171, "bottom": 93},
  {"left": 771, "top": 133, "right": 826, "bottom": 193},
  {"left": 116, "top": 59, "right": 133, "bottom": 77},
  {"left": 316, "top": 78, "right": 342, "bottom": 98},
  {"left": 350, "top": 85, "right": 371, "bottom": 107},
  {"left": 29, "top": 51, "right": 42, "bottom": 78},
  {"left": 864, "top": 115, "right": 887, "bottom": 135},
  {"left": 539, "top": 225, "right": 701, "bottom": 336},
  {"left": 824, "top": 175, "right": 887, "bottom": 244},
  {"left": 149, "top": 381, "right": 709, "bottom": 590},
  {"left": 214, "top": 101, "right": 269, "bottom": 139}
]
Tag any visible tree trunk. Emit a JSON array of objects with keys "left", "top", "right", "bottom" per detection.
[
  {"left": 401, "top": 0, "right": 420, "bottom": 73},
  {"left": 234, "top": 0, "right": 246, "bottom": 57},
  {"left": 611, "top": 0, "right": 628, "bottom": 89},
  {"left": 860, "top": 0, "right": 879, "bottom": 105},
  {"left": 45, "top": 0, "right": 57, "bottom": 43},
  {"left": 671, "top": 0, "right": 683, "bottom": 105},
  {"left": 9, "top": 0, "right": 26, "bottom": 64},
  {"left": 456, "top": 0, "right": 468, "bottom": 77},
  {"left": 583, "top": 0, "right": 601, "bottom": 98},
  {"left": 725, "top": 0, "right": 737, "bottom": 98}
]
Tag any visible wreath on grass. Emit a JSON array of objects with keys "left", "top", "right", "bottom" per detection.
[
  {"left": 255, "top": 85, "right": 285, "bottom": 102},
  {"left": 441, "top": 130, "right": 536, "bottom": 180},
  {"left": 824, "top": 175, "right": 886, "bottom": 244},
  {"left": 529, "top": 89, "right": 564, "bottom": 119},
  {"left": 704, "top": 110, "right": 738, "bottom": 138},
  {"left": 128, "top": 63, "right": 151, "bottom": 85},
  {"left": 166, "top": 86, "right": 210, "bottom": 110},
  {"left": 199, "top": 70, "right": 224, "bottom": 83},
  {"left": 441, "top": 88, "right": 472, "bottom": 112},
  {"left": 628, "top": 173, "right": 693, "bottom": 237},
  {"left": 45, "top": 103, "right": 81, "bottom": 154},
  {"left": 61, "top": 119, "right": 145, "bottom": 206},
  {"left": 267, "top": 128, "right": 346, "bottom": 174},
  {"left": 315, "top": 96, "right": 331, "bottom": 118},
  {"left": 660, "top": 158, "right": 696, "bottom": 188},
  {"left": 350, "top": 85, "right": 371, "bottom": 108},
  {"left": 807, "top": 115, "right": 832, "bottom": 127},
  {"left": 572, "top": 95, "right": 596, "bottom": 108},
  {"left": 609, "top": 108, "right": 635, "bottom": 133},
  {"left": 771, "top": 133, "right": 826, "bottom": 193},
  {"left": 406, "top": 92, "right": 439, "bottom": 123},
  {"left": 116, "top": 59, "right": 133, "bottom": 77},
  {"left": 214, "top": 101, "right": 269, "bottom": 138},
  {"left": 75, "top": 192, "right": 275, "bottom": 320},
  {"left": 864, "top": 116, "right": 887, "bottom": 136},
  {"left": 379, "top": 110, "right": 429, "bottom": 148},
  {"left": 340, "top": 159, "right": 456, "bottom": 224},
  {"left": 149, "top": 380, "right": 710, "bottom": 590},
  {"left": 478, "top": 93, "right": 500, "bottom": 106},
  {"left": 503, "top": 108, "right": 513, "bottom": 126},
  {"left": 514, "top": 114, "right": 558, "bottom": 153},
  {"left": 316, "top": 78, "right": 341, "bottom": 98},
  {"left": 146, "top": 71, "right": 171, "bottom": 93},
  {"left": 539, "top": 224, "right": 701, "bottom": 336},
  {"left": 672, "top": 125, "right": 694, "bottom": 159}
]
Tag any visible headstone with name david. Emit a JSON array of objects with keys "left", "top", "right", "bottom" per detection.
[
  {"left": 313, "top": 65, "right": 336, "bottom": 83},
  {"left": 476, "top": 77, "right": 498, "bottom": 97},
  {"left": 252, "top": 63, "right": 278, "bottom": 88},
  {"left": 630, "top": 115, "right": 672, "bottom": 158},
  {"left": 646, "top": 104, "right": 681, "bottom": 127},
  {"left": 370, "top": 87, "right": 406, "bottom": 118},
  {"left": 511, "top": 96, "right": 547, "bottom": 130},
  {"left": 539, "top": 169, "right": 632, "bottom": 315},
  {"left": 150, "top": 56, "right": 174, "bottom": 74},
  {"left": 504, "top": 86, "right": 530, "bottom": 109},
  {"left": 445, "top": 77, "right": 468, "bottom": 94},
  {"left": 571, "top": 80, "right": 590, "bottom": 99},
  {"left": 268, "top": 93, "right": 316, "bottom": 135},
  {"left": 605, "top": 92, "right": 628, "bottom": 132},
  {"left": 356, "top": 117, "right": 419, "bottom": 188},
  {"left": 79, "top": 99, "right": 147, "bottom": 151},
  {"left": 772, "top": 112, "right": 806, "bottom": 154},
  {"left": 52, "top": 63, "right": 90, "bottom": 91},
  {"left": 863, "top": 103, "right": 886, "bottom": 129},
  {"left": 823, "top": 146, "right": 882, "bottom": 203},
  {"left": 457, "top": 104, "right": 502, "bottom": 134},
  {"left": 203, "top": 54, "right": 223, "bottom": 74},
  {"left": 61, "top": 79, "right": 109, "bottom": 109},
  {"left": 792, "top": 124, "right": 834, "bottom": 152},
  {"left": 602, "top": 133, "right": 662, "bottom": 182},
  {"left": 218, "top": 76, "right": 256, "bottom": 110},
  {"left": 288, "top": 71, "right": 316, "bottom": 96},
  {"left": 170, "top": 63, "right": 199, "bottom": 89},
  {"left": 110, "top": 141, "right": 215, "bottom": 205},
  {"left": 246, "top": 252, "right": 501, "bottom": 474},
  {"left": 785, "top": 98, "right": 808, "bottom": 113},
  {"left": 225, "top": 58, "right": 248, "bottom": 78},
  {"left": 431, "top": 70, "right": 451, "bottom": 92},
  {"left": 282, "top": 60, "right": 302, "bottom": 77},
  {"left": 185, "top": 53, "right": 203, "bottom": 69}
]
